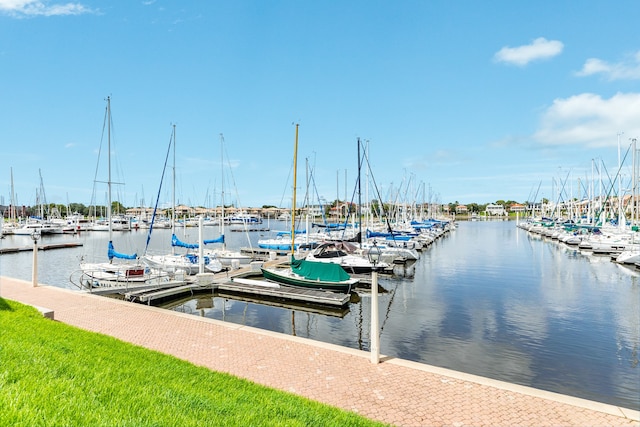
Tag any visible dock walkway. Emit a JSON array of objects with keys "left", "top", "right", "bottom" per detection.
[
  {"left": 1, "top": 276, "right": 638, "bottom": 427},
  {"left": 0, "top": 242, "right": 83, "bottom": 254}
]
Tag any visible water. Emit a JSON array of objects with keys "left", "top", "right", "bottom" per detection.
[{"left": 1, "top": 220, "right": 638, "bottom": 410}]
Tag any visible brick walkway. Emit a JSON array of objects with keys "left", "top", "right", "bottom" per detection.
[{"left": 1, "top": 276, "right": 638, "bottom": 427}]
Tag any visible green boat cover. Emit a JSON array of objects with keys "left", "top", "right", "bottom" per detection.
[{"left": 290, "top": 256, "right": 351, "bottom": 282}]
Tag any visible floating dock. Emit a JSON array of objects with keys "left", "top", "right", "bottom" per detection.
[
  {"left": 111, "top": 258, "right": 353, "bottom": 308},
  {"left": 0, "top": 242, "right": 83, "bottom": 254},
  {"left": 220, "top": 277, "right": 351, "bottom": 306}
]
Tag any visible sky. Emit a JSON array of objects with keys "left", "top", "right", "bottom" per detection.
[{"left": 1, "top": 1, "right": 639, "bottom": 211}]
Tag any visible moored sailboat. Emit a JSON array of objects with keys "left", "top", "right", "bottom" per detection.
[
  {"left": 80, "top": 97, "right": 165, "bottom": 286},
  {"left": 260, "top": 124, "right": 360, "bottom": 293},
  {"left": 141, "top": 125, "right": 222, "bottom": 274}
]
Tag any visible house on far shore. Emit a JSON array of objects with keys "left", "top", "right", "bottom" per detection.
[
  {"left": 485, "top": 204, "right": 506, "bottom": 216},
  {"left": 509, "top": 203, "right": 526, "bottom": 213},
  {"left": 455, "top": 205, "right": 468, "bottom": 214}
]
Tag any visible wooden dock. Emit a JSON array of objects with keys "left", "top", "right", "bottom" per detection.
[
  {"left": 112, "top": 257, "right": 353, "bottom": 308},
  {"left": 125, "top": 282, "right": 213, "bottom": 304},
  {"left": 219, "top": 278, "right": 351, "bottom": 306},
  {"left": 0, "top": 242, "right": 83, "bottom": 254}
]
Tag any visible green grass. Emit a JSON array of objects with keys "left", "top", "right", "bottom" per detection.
[{"left": 0, "top": 299, "right": 388, "bottom": 427}]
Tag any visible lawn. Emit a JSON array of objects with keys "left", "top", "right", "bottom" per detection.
[{"left": 0, "top": 298, "right": 387, "bottom": 427}]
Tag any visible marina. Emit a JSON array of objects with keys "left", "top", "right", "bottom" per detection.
[{"left": 0, "top": 219, "right": 638, "bottom": 411}]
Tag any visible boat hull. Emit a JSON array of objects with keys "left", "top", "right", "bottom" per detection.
[{"left": 261, "top": 267, "right": 357, "bottom": 293}]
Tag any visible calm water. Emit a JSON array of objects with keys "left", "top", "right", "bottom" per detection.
[{"left": 1, "top": 220, "right": 638, "bottom": 410}]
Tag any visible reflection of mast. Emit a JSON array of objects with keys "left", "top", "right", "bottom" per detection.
[
  {"left": 291, "top": 311, "right": 296, "bottom": 336},
  {"left": 379, "top": 283, "right": 398, "bottom": 336},
  {"left": 356, "top": 299, "right": 364, "bottom": 350}
]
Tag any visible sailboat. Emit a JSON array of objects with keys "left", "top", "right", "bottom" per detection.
[
  {"left": 142, "top": 125, "right": 222, "bottom": 275},
  {"left": 260, "top": 124, "right": 360, "bottom": 293},
  {"left": 80, "top": 97, "right": 163, "bottom": 285},
  {"left": 203, "top": 134, "right": 252, "bottom": 266}
]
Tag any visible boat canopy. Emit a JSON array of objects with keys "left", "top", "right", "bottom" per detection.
[
  {"left": 290, "top": 256, "right": 351, "bottom": 283},
  {"left": 107, "top": 241, "right": 137, "bottom": 260}
]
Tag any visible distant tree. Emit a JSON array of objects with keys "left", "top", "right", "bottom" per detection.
[
  {"left": 68, "top": 203, "right": 88, "bottom": 216},
  {"left": 370, "top": 199, "right": 380, "bottom": 216},
  {"left": 467, "top": 203, "right": 480, "bottom": 213},
  {"left": 112, "top": 201, "right": 125, "bottom": 214}
]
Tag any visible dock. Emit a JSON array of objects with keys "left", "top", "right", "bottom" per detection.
[
  {"left": 239, "top": 247, "right": 291, "bottom": 259},
  {"left": 0, "top": 242, "right": 83, "bottom": 254},
  {"left": 109, "top": 257, "right": 352, "bottom": 308},
  {"left": 219, "top": 278, "right": 351, "bottom": 306},
  {"left": 229, "top": 226, "right": 270, "bottom": 232}
]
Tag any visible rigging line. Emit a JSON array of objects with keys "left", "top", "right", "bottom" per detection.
[
  {"left": 309, "top": 164, "right": 330, "bottom": 226},
  {"left": 550, "top": 169, "right": 572, "bottom": 218},
  {"left": 144, "top": 129, "right": 173, "bottom": 254},
  {"left": 220, "top": 136, "right": 255, "bottom": 248},
  {"left": 529, "top": 180, "right": 542, "bottom": 216},
  {"left": 360, "top": 140, "right": 395, "bottom": 236},
  {"left": 594, "top": 143, "right": 632, "bottom": 223},
  {"left": 89, "top": 103, "right": 109, "bottom": 215}
]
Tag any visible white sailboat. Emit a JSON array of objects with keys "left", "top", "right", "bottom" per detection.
[
  {"left": 203, "top": 133, "right": 252, "bottom": 266},
  {"left": 142, "top": 125, "right": 222, "bottom": 275},
  {"left": 80, "top": 97, "right": 165, "bottom": 286}
]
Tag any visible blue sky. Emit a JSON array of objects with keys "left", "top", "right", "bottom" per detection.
[{"left": 1, "top": 1, "right": 639, "bottom": 211}]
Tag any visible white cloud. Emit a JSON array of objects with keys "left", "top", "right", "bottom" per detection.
[
  {"left": 494, "top": 37, "right": 564, "bottom": 66},
  {"left": 0, "top": 0, "right": 93, "bottom": 16},
  {"left": 533, "top": 92, "right": 640, "bottom": 148},
  {"left": 576, "top": 51, "right": 640, "bottom": 80}
]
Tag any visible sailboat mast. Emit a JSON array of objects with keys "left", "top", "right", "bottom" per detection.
[
  {"left": 290, "top": 124, "right": 299, "bottom": 256},
  {"left": 106, "top": 96, "right": 113, "bottom": 243},
  {"left": 10, "top": 167, "right": 15, "bottom": 221},
  {"left": 617, "top": 132, "right": 624, "bottom": 228},
  {"left": 172, "top": 124, "right": 176, "bottom": 255},
  {"left": 220, "top": 133, "right": 226, "bottom": 250},
  {"left": 357, "top": 138, "right": 362, "bottom": 248}
]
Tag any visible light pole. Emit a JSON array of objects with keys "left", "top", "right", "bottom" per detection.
[
  {"left": 31, "top": 230, "right": 41, "bottom": 287},
  {"left": 368, "top": 240, "right": 381, "bottom": 364}
]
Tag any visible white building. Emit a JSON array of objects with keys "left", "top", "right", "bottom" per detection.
[{"left": 485, "top": 204, "right": 506, "bottom": 216}]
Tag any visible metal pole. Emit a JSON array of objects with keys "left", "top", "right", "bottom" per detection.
[
  {"left": 370, "top": 266, "right": 380, "bottom": 364},
  {"left": 199, "top": 216, "right": 204, "bottom": 274},
  {"left": 31, "top": 231, "right": 40, "bottom": 287}
]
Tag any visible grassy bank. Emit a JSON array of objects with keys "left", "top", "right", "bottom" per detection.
[{"left": 0, "top": 299, "right": 386, "bottom": 427}]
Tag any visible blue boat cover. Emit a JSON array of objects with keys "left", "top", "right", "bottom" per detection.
[
  {"left": 204, "top": 235, "right": 224, "bottom": 244},
  {"left": 171, "top": 233, "right": 199, "bottom": 249},
  {"left": 107, "top": 241, "right": 137, "bottom": 260}
]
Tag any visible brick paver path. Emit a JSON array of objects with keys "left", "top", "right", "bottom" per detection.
[{"left": 2, "top": 277, "right": 638, "bottom": 427}]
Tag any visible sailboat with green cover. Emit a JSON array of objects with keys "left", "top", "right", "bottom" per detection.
[{"left": 261, "top": 124, "right": 359, "bottom": 293}]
